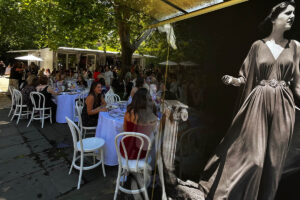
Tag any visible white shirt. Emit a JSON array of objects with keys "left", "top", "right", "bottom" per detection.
[
  {"left": 104, "top": 70, "right": 113, "bottom": 86},
  {"left": 5, "top": 67, "right": 11, "bottom": 75}
]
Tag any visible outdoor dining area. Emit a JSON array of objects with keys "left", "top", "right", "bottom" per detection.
[
  {"left": 5, "top": 0, "right": 300, "bottom": 200},
  {"left": 5, "top": 60, "right": 184, "bottom": 200}
]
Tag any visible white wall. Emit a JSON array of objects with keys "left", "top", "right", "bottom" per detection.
[{"left": 40, "top": 48, "right": 53, "bottom": 71}]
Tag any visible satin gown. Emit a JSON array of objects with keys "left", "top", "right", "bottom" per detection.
[{"left": 199, "top": 40, "right": 298, "bottom": 200}]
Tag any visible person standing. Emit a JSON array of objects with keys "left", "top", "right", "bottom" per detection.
[
  {"left": 104, "top": 66, "right": 113, "bottom": 87},
  {"left": 4, "top": 64, "right": 11, "bottom": 76},
  {"left": 199, "top": 1, "right": 299, "bottom": 199},
  {"left": 9, "top": 63, "right": 23, "bottom": 89},
  {"left": 0, "top": 61, "right": 6, "bottom": 76}
]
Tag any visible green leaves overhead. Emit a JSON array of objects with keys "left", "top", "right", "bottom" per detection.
[{"left": 0, "top": 0, "right": 168, "bottom": 69}]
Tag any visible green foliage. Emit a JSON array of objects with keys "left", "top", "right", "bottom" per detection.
[{"left": 0, "top": 0, "right": 167, "bottom": 68}]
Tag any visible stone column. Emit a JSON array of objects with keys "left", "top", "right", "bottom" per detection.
[{"left": 157, "top": 100, "right": 188, "bottom": 200}]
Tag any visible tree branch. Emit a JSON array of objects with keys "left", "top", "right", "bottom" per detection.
[{"left": 132, "top": 28, "right": 155, "bottom": 51}]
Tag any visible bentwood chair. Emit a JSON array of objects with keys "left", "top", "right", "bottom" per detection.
[
  {"left": 8, "top": 85, "right": 16, "bottom": 117},
  {"left": 105, "top": 94, "right": 121, "bottom": 105},
  {"left": 75, "top": 102, "right": 97, "bottom": 138},
  {"left": 10, "top": 89, "right": 30, "bottom": 124},
  {"left": 66, "top": 117, "right": 106, "bottom": 189},
  {"left": 74, "top": 91, "right": 87, "bottom": 124},
  {"left": 27, "top": 92, "right": 52, "bottom": 128},
  {"left": 114, "top": 132, "right": 152, "bottom": 200}
]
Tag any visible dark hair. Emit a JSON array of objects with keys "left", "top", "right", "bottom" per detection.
[
  {"left": 88, "top": 81, "right": 102, "bottom": 107},
  {"left": 260, "top": 1, "right": 296, "bottom": 36},
  {"left": 127, "top": 88, "right": 148, "bottom": 120},
  {"left": 32, "top": 77, "right": 39, "bottom": 87},
  {"left": 127, "top": 88, "right": 156, "bottom": 123},
  {"left": 77, "top": 75, "right": 87, "bottom": 87},
  {"left": 39, "top": 75, "right": 48, "bottom": 85},
  {"left": 87, "top": 71, "right": 92, "bottom": 79},
  {"left": 99, "top": 78, "right": 106, "bottom": 86},
  {"left": 135, "top": 76, "right": 144, "bottom": 88}
]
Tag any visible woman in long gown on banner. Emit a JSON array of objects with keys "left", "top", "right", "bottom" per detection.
[{"left": 199, "top": 1, "right": 300, "bottom": 199}]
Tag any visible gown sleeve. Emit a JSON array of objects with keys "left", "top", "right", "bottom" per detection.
[
  {"left": 291, "top": 40, "right": 300, "bottom": 100},
  {"left": 283, "top": 40, "right": 300, "bottom": 175},
  {"left": 234, "top": 41, "right": 260, "bottom": 111}
]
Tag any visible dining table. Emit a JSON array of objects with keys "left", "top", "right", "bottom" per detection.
[
  {"left": 55, "top": 90, "right": 88, "bottom": 123},
  {"left": 95, "top": 106, "right": 126, "bottom": 166}
]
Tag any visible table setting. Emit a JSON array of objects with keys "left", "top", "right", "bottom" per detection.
[
  {"left": 55, "top": 82, "right": 89, "bottom": 123},
  {"left": 95, "top": 101, "right": 128, "bottom": 165}
]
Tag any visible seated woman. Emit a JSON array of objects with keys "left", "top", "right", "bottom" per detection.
[
  {"left": 76, "top": 75, "right": 87, "bottom": 88},
  {"left": 65, "top": 69, "right": 74, "bottom": 80},
  {"left": 21, "top": 75, "right": 39, "bottom": 109},
  {"left": 55, "top": 72, "right": 65, "bottom": 90},
  {"left": 121, "top": 88, "right": 158, "bottom": 160},
  {"left": 128, "top": 76, "right": 145, "bottom": 103},
  {"left": 81, "top": 82, "right": 107, "bottom": 127},
  {"left": 36, "top": 75, "right": 59, "bottom": 122},
  {"left": 98, "top": 78, "right": 107, "bottom": 94}
]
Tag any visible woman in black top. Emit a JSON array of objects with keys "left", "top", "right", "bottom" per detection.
[
  {"left": 36, "top": 75, "right": 59, "bottom": 122},
  {"left": 76, "top": 75, "right": 87, "bottom": 88},
  {"left": 81, "top": 82, "right": 107, "bottom": 127},
  {"left": 21, "top": 75, "right": 38, "bottom": 109}
]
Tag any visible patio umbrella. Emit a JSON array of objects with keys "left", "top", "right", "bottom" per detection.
[
  {"left": 179, "top": 61, "right": 198, "bottom": 66},
  {"left": 15, "top": 55, "right": 43, "bottom": 61},
  {"left": 158, "top": 60, "right": 178, "bottom": 66}
]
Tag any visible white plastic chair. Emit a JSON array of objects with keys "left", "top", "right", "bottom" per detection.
[
  {"left": 73, "top": 91, "right": 87, "bottom": 124},
  {"left": 65, "top": 117, "right": 106, "bottom": 189},
  {"left": 76, "top": 102, "right": 97, "bottom": 138},
  {"left": 27, "top": 92, "right": 52, "bottom": 128},
  {"left": 10, "top": 89, "right": 30, "bottom": 124},
  {"left": 8, "top": 86, "right": 16, "bottom": 117},
  {"left": 106, "top": 87, "right": 115, "bottom": 95},
  {"left": 105, "top": 94, "right": 121, "bottom": 104},
  {"left": 78, "top": 91, "right": 87, "bottom": 105},
  {"left": 114, "top": 132, "right": 152, "bottom": 200}
]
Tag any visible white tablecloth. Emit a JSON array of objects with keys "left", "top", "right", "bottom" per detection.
[
  {"left": 95, "top": 111, "right": 124, "bottom": 166},
  {"left": 56, "top": 93, "right": 80, "bottom": 123}
]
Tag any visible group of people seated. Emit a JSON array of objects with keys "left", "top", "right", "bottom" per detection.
[
  {"left": 11, "top": 63, "right": 175, "bottom": 161},
  {"left": 18, "top": 74, "right": 58, "bottom": 122},
  {"left": 81, "top": 82, "right": 158, "bottom": 160}
]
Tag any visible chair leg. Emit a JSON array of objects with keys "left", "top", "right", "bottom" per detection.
[
  {"left": 143, "top": 169, "right": 149, "bottom": 200},
  {"left": 39, "top": 111, "right": 42, "bottom": 123},
  {"left": 101, "top": 149, "right": 106, "bottom": 177},
  {"left": 16, "top": 106, "right": 22, "bottom": 124},
  {"left": 77, "top": 152, "right": 84, "bottom": 190},
  {"left": 8, "top": 105, "right": 13, "bottom": 117},
  {"left": 27, "top": 111, "right": 34, "bottom": 127},
  {"left": 83, "top": 129, "right": 87, "bottom": 139},
  {"left": 93, "top": 153, "right": 96, "bottom": 165},
  {"left": 69, "top": 151, "right": 76, "bottom": 175},
  {"left": 49, "top": 109, "right": 52, "bottom": 124},
  {"left": 41, "top": 110, "right": 45, "bottom": 128},
  {"left": 11, "top": 107, "right": 17, "bottom": 121},
  {"left": 114, "top": 166, "right": 122, "bottom": 200}
]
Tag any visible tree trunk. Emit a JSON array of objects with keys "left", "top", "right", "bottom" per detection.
[
  {"left": 114, "top": 2, "right": 155, "bottom": 77},
  {"left": 115, "top": 3, "right": 133, "bottom": 76}
]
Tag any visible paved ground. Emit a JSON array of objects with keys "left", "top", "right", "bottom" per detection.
[
  {"left": 0, "top": 93, "right": 161, "bottom": 200},
  {"left": 1, "top": 91, "right": 300, "bottom": 200}
]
